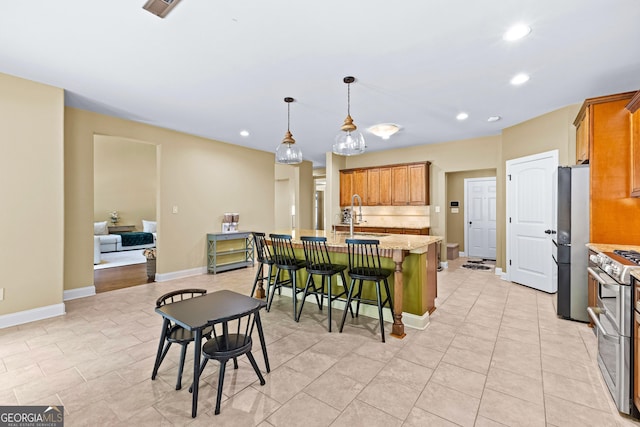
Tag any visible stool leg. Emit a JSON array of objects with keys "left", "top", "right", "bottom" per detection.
[
  {"left": 297, "top": 273, "right": 314, "bottom": 322},
  {"left": 355, "top": 280, "right": 364, "bottom": 318},
  {"left": 266, "top": 267, "right": 281, "bottom": 311},
  {"left": 339, "top": 278, "right": 356, "bottom": 333},
  {"left": 340, "top": 272, "right": 355, "bottom": 318},
  {"left": 291, "top": 270, "right": 298, "bottom": 321},
  {"left": 375, "top": 281, "right": 385, "bottom": 343},
  {"left": 250, "top": 263, "right": 264, "bottom": 298},
  {"left": 383, "top": 278, "right": 395, "bottom": 319},
  {"left": 327, "top": 275, "right": 332, "bottom": 332}
]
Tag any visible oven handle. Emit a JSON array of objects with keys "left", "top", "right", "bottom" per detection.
[
  {"left": 587, "top": 307, "right": 620, "bottom": 342},
  {"left": 587, "top": 267, "right": 620, "bottom": 289}
]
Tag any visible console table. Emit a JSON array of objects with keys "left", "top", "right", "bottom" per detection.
[
  {"left": 207, "top": 231, "right": 254, "bottom": 274},
  {"left": 108, "top": 224, "right": 135, "bottom": 233}
]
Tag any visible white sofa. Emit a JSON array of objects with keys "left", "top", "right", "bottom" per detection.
[{"left": 98, "top": 233, "right": 156, "bottom": 253}]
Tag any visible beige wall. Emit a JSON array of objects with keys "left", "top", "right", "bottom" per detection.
[
  {"left": 65, "top": 108, "right": 276, "bottom": 292},
  {"left": 94, "top": 136, "right": 157, "bottom": 229},
  {"left": 0, "top": 73, "right": 64, "bottom": 315},
  {"left": 445, "top": 169, "right": 497, "bottom": 255}
]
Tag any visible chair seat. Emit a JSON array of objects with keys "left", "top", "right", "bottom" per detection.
[
  {"left": 307, "top": 263, "right": 347, "bottom": 275},
  {"left": 273, "top": 257, "right": 306, "bottom": 270},
  {"left": 202, "top": 334, "right": 253, "bottom": 359},
  {"left": 349, "top": 267, "right": 394, "bottom": 281},
  {"left": 167, "top": 324, "right": 213, "bottom": 343}
]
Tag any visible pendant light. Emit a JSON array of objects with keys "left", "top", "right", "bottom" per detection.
[
  {"left": 275, "top": 97, "right": 302, "bottom": 164},
  {"left": 332, "top": 76, "right": 365, "bottom": 156}
]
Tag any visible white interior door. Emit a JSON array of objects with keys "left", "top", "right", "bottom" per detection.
[
  {"left": 506, "top": 150, "right": 558, "bottom": 293},
  {"left": 465, "top": 177, "right": 497, "bottom": 259}
]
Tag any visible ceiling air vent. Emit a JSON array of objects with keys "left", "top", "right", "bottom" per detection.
[{"left": 142, "top": 0, "right": 182, "bottom": 18}]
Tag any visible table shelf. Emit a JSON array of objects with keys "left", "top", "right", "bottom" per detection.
[{"left": 207, "top": 232, "right": 254, "bottom": 274}]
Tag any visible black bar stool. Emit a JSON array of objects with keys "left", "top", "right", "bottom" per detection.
[
  {"left": 250, "top": 232, "right": 276, "bottom": 300},
  {"left": 339, "top": 239, "right": 395, "bottom": 342},
  {"left": 297, "top": 236, "right": 353, "bottom": 331},
  {"left": 268, "top": 234, "right": 307, "bottom": 319}
]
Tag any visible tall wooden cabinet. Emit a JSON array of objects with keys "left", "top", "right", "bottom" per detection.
[
  {"left": 339, "top": 162, "right": 430, "bottom": 207},
  {"left": 628, "top": 91, "right": 640, "bottom": 197},
  {"left": 576, "top": 91, "right": 639, "bottom": 244}
]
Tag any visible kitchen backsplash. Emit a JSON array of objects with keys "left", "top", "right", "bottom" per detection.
[{"left": 339, "top": 206, "right": 430, "bottom": 228}]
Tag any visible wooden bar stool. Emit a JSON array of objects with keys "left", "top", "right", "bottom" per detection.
[
  {"left": 250, "top": 232, "right": 276, "bottom": 300},
  {"left": 268, "top": 234, "right": 307, "bottom": 319}
]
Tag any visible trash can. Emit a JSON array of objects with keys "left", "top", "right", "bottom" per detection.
[{"left": 447, "top": 243, "right": 459, "bottom": 260}]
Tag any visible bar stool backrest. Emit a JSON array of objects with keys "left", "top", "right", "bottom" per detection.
[
  {"left": 345, "top": 239, "right": 384, "bottom": 275},
  {"left": 269, "top": 234, "right": 299, "bottom": 267},
  {"left": 252, "top": 232, "right": 272, "bottom": 264},
  {"left": 301, "top": 236, "right": 333, "bottom": 273}
]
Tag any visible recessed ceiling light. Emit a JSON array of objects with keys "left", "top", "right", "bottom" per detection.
[
  {"left": 503, "top": 24, "right": 531, "bottom": 41},
  {"left": 456, "top": 112, "right": 469, "bottom": 121},
  {"left": 487, "top": 116, "right": 501, "bottom": 122},
  {"left": 239, "top": 130, "right": 250, "bottom": 137},
  {"left": 510, "top": 73, "right": 530, "bottom": 85},
  {"left": 367, "top": 123, "right": 401, "bottom": 140}
]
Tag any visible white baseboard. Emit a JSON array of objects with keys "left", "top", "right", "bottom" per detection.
[
  {"left": 156, "top": 266, "right": 207, "bottom": 282},
  {"left": 274, "top": 287, "right": 430, "bottom": 330},
  {"left": 440, "top": 261, "right": 449, "bottom": 269},
  {"left": 495, "top": 267, "right": 508, "bottom": 280},
  {"left": 64, "top": 286, "right": 96, "bottom": 301},
  {"left": 459, "top": 251, "right": 466, "bottom": 257},
  {"left": 0, "top": 303, "right": 65, "bottom": 329}
]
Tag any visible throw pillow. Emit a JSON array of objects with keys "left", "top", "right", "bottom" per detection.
[
  {"left": 94, "top": 221, "right": 108, "bottom": 235},
  {"left": 142, "top": 220, "right": 157, "bottom": 233}
]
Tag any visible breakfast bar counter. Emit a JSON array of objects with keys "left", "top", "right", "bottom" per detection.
[{"left": 267, "top": 229, "right": 443, "bottom": 338}]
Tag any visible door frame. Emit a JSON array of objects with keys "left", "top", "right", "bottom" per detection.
[
  {"left": 464, "top": 177, "right": 497, "bottom": 260},
  {"left": 505, "top": 149, "right": 559, "bottom": 285}
]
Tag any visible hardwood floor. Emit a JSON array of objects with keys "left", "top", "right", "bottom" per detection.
[{"left": 94, "top": 263, "right": 152, "bottom": 293}]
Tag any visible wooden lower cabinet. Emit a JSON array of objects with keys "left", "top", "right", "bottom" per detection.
[
  {"left": 333, "top": 225, "right": 429, "bottom": 235},
  {"left": 635, "top": 309, "right": 640, "bottom": 412}
]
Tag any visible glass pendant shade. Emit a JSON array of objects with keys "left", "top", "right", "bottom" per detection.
[
  {"left": 276, "top": 97, "right": 302, "bottom": 165},
  {"left": 333, "top": 76, "right": 365, "bottom": 156}
]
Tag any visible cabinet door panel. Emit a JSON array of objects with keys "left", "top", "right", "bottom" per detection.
[
  {"left": 631, "top": 110, "right": 640, "bottom": 196},
  {"left": 340, "top": 171, "right": 353, "bottom": 207},
  {"left": 367, "top": 168, "right": 380, "bottom": 205},
  {"left": 408, "top": 163, "right": 427, "bottom": 205},
  {"left": 391, "top": 166, "right": 408, "bottom": 205},
  {"left": 353, "top": 170, "right": 367, "bottom": 203},
  {"left": 576, "top": 111, "right": 590, "bottom": 164},
  {"left": 379, "top": 167, "right": 392, "bottom": 205}
]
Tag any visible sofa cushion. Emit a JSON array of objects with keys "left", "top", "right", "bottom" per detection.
[
  {"left": 94, "top": 221, "right": 108, "bottom": 235},
  {"left": 99, "top": 235, "right": 119, "bottom": 244},
  {"left": 142, "top": 220, "right": 157, "bottom": 233}
]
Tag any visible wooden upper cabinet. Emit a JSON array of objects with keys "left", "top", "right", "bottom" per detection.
[
  {"left": 408, "top": 163, "right": 429, "bottom": 205},
  {"left": 353, "top": 169, "right": 367, "bottom": 202},
  {"left": 379, "top": 167, "right": 392, "bottom": 205},
  {"left": 339, "top": 171, "right": 353, "bottom": 207},
  {"left": 367, "top": 168, "right": 380, "bottom": 205},
  {"left": 391, "top": 165, "right": 409, "bottom": 205},
  {"left": 575, "top": 109, "right": 590, "bottom": 164},
  {"left": 628, "top": 91, "right": 640, "bottom": 197},
  {"left": 340, "top": 162, "right": 430, "bottom": 206}
]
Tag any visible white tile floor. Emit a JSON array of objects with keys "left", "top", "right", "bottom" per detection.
[{"left": 1, "top": 257, "right": 640, "bottom": 426}]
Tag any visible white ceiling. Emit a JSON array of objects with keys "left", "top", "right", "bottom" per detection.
[{"left": 1, "top": 1, "right": 639, "bottom": 167}]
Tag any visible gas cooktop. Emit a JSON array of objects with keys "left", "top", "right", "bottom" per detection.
[{"left": 613, "top": 249, "right": 640, "bottom": 265}]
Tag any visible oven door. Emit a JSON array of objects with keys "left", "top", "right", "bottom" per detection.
[
  {"left": 588, "top": 306, "right": 631, "bottom": 414},
  {"left": 588, "top": 266, "right": 631, "bottom": 337}
]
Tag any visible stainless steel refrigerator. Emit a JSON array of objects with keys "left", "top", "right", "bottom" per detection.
[{"left": 554, "top": 165, "right": 590, "bottom": 322}]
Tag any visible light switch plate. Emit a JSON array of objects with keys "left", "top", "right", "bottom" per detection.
[
  {"left": 172, "top": 206, "right": 178, "bottom": 214},
  {"left": 0, "top": 288, "right": 4, "bottom": 301},
  {"left": 435, "top": 206, "right": 440, "bottom": 213}
]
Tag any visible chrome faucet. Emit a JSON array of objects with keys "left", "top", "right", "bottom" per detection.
[{"left": 350, "top": 194, "right": 363, "bottom": 237}]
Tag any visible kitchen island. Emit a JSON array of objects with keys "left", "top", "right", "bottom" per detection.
[{"left": 265, "top": 229, "right": 442, "bottom": 338}]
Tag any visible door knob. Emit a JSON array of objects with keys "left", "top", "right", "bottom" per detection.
[
  {"left": 544, "top": 229, "right": 552, "bottom": 234},
  {"left": 469, "top": 221, "right": 472, "bottom": 225}
]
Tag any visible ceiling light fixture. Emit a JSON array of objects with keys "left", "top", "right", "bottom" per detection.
[
  {"left": 487, "top": 116, "right": 502, "bottom": 122},
  {"left": 367, "top": 123, "right": 401, "bottom": 140},
  {"left": 275, "top": 97, "right": 302, "bottom": 165},
  {"left": 332, "top": 76, "right": 366, "bottom": 156},
  {"left": 503, "top": 24, "right": 532, "bottom": 41},
  {"left": 142, "top": 0, "right": 182, "bottom": 18},
  {"left": 239, "top": 130, "right": 250, "bottom": 137},
  {"left": 510, "top": 73, "right": 530, "bottom": 85},
  {"left": 456, "top": 112, "right": 469, "bottom": 121}
]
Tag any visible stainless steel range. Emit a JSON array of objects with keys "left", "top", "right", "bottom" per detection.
[{"left": 588, "top": 249, "right": 640, "bottom": 414}]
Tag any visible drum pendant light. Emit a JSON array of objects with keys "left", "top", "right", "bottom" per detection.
[
  {"left": 275, "top": 97, "right": 302, "bottom": 164},
  {"left": 332, "top": 76, "right": 365, "bottom": 156}
]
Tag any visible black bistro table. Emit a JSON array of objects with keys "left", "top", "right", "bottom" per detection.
[{"left": 153, "top": 289, "right": 270, "bottom": 417}]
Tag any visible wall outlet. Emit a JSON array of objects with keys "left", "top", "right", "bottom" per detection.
[
  {"left": 0, "top": 288, "right": 4, "bottom": 301},
  {"left": 434, "top": 206, "right": 440, "bottom": 213}
]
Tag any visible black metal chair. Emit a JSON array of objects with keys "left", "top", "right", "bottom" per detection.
[
  {"left": 152, "top": 289, "right": 213, "bottom": 390},
  {"left": 189, "top": 302, "right": 266, "bottom": 415},
  {"left": 268, "top": 234, "right": 307, "bottom": 319},
  {"left": 250, "top": 232, "right": 276, "bottom": 300},
  {"left": 297, "top": 236, "right": 352, "bottom": 331},
  {"left": 339, "top": 239, "right": 395, "bottom": 342}
]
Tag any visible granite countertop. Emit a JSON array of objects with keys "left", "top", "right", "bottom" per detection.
[
  {"left": 269, "top": 228, "right": 442, "bottom": 255},
  {"left": 586, "top": 243, "right": 640, "bottom": 253}
]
